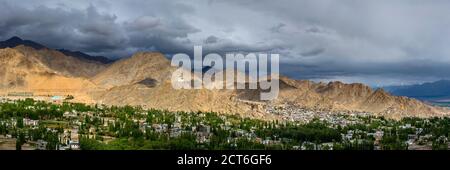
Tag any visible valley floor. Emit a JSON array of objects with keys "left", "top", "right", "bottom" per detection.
[{"left": 1, "top": 98, "right": 450, "bottom": 150}]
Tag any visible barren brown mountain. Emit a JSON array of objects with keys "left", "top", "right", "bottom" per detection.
[
  {"left": 0, "top": 38, "right": 448, "bottom": 120},
  {"left": 0, "top": 47, "right": 97, "bottom": 90},
  {"left": 90, "top": 52, "right": 449, "bottom": 119},
  {"left": 92, "top": 52, "right": 174, "bottom": 89},
  {"left": 0, "top": 45, "right": 103, "bottom": 103}
]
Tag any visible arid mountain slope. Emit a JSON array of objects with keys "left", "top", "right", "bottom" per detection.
[
  {"left": 90, "top": 52, "right": 269, "bottom": 118},
  {"left": 0, "top": 37, "right": 109, "bottom": 78},
  {"left": 0, "top": 36, "right": 447, "bottom": 119},
  {"left": 0, "top": 48, "right": 96, "bottom": 90},
  {"left": 90, "top": 53, "right": 449, "bottom": 119},
  {"left": 92, "top": 52, "right": 174, "bottom": 89},
  {"left": 14, "top": 46, "right": 107, "bottom": 78},
  {"left": 275, "top": 78, "right": 447, "bottom": 119}
]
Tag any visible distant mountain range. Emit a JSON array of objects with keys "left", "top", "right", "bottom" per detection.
[
  {"left": 384, "top": 80, "right": 450, "bottom": 101},
  {"left": 0, "top": 36, "right": 448, "bottom": 119},
  {"left": 0, "top": 36, "right": 47, "bottom": 49},
  {"left": 57, "top": 49, "right": 114, "bottom": 64},
  {"left": 0, "top": 36, "right": 114, "bottom": 64}
]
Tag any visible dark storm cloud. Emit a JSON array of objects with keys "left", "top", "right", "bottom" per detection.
[
  {"left": 270, "top": 23, "right": 286, "bottom": 33},
  {"left": 204, "top": 36, "right": 219, "bottom": 44},
  {"left": 300, "top": 48, "right": 325, "bottom": 57},
  {"left": 0, "top": 3, "right": 128, "bottom": 53},
  {"left": 1, "top": 0, "right": 450, "bottom": 85},
  {"left": 0, "top": 0, "right": 201, "bottom": 56}
]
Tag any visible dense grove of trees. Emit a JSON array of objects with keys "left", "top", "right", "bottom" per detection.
[
  {"left": 255, "top": 120, "right": 341, "bottom": 144},
  {"left": 80, "top": 132, "right": 199, "bottom": 150},
  {"left": 0, "top": 99, "right": 97, "bottom": 120}
]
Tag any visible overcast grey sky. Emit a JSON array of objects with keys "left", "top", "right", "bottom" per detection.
[{"left": 1, "top": 0, "right": 450, "bottom": 86}]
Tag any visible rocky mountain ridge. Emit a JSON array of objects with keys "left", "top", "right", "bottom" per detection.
[{"left": 0, "top": 36, "right": 447, "bottom": 120}]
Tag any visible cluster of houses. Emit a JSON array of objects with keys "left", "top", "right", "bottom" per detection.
[
  {"left": 266, "top": 104, "right": 449, "bottom": 150},
  {"left": 35, "top": 139, "right": 79, "bottom": 150},
  {"left": 0, "top": 118, "right": 39, "bottom": 128},
  {"left": 291, "top": 142, "right": 335, "bottom": 150},
  {"left": 139, "top": 121, "right": 213, "bottom": 143},
  {"left": 58, "top": 128, "right": 80, "bottom": 150},
  {"left": 23, "top": 118, "right": 39, "bottom": 127},
  {"left": 0, "top": 116, "right": 81, "bottom": 150},
  {"left": 2, "top": 96, "right": 448, "bottom": 150},
  {"left": 0, "top": 95, "right": 65, "bottom": 104},
  {"left": 267, "top": 105, "right": 370, "bottom": 127}
]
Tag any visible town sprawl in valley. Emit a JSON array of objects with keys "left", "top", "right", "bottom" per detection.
[
  {"left": 0, "top": 37, "right": 449, "bottom": 150},
  {"left": 2, "top": 0, "right": 450, "bottom": 151}
]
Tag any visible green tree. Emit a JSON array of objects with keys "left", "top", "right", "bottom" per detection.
[{"left": 16, "top": 118, "right": 24, "bottom": 128}]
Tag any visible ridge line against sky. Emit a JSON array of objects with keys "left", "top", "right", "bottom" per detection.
[{"left": 1, "top": 0, "right": 450, "bottom": 86}]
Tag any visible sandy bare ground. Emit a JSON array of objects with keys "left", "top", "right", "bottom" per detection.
[{"left": 0, "top": 135, "right": 35, "bottom": 150}]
